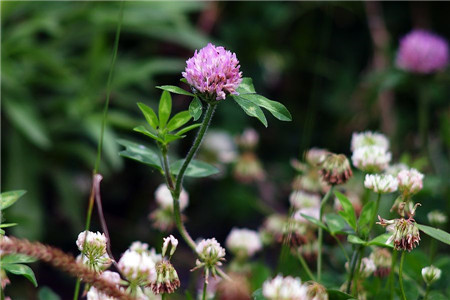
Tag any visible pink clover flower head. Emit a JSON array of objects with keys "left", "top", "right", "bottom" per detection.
[
  {"left": 396, "top": 29, "right": 449, "bottom": 74},
  {"left": 182, "top": 43, "right": 242, "bottom": 100}
]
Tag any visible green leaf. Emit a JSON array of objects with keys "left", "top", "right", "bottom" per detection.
[
  {"left": 175, "top": 123, "right": 201, "bottom": 136},
  {"left": 368, "top": 233, "right": 393, "bottom": 248},
  {"left": 327, "top": 289, "right": 356, "bottom": 300},
  {"left": 170, "top": 159, "right": 219, "bottom": 178},
  {"left": 166, "top": 111, "right": 192, "bottom": 132},
  {"left": 0, "top": 223, "right": 18, "bottom": 228},
  {"left": 1, "top": 254, "right": 37, "bottom": 264},
  {"left": 325, "top": 213, "right": 348, "bottom": 234},
  {"left": 236, "top": 77, "right": 256, "bottom": 94},
  {"left": 240, "top": 94, "right": 292, "bottom": 121},
  {"left": 3, "top": 264, "right": 38, "bottom": 287},
  {"left": 38, "top": 286, "right": 61, "bottom": 300},
  {"left": 300, "top": 214, "right": 329, "bottom": 231},
  {"left": 417, "top": 224, "right": 450, "bottom": 245},
  {"left": 358, "top": 201, "right": 376, "bottom": 235},
  {"left": 252, "top": 288, "right": 266, "bottom": 300},
  {"left": 117, "top": 139, "right": 162, "bottom": 171},
  {"left": 0, "top": 229, "right": 4, "bottom": 235},
  {"left": 180, "top": 78, "right": 188, "bottom": 84},
  {"left": 137, "top": 102, "right": 159, "bottom": 129},
  {"left": 133, "top": 126, "right": 164, "bottom": 143},
  {"left": 156, "top": 85, "right": 194, "bottom": 96},
  {"left": 335, "top": 191, "right": 357, "bottom": 231},
  {"left": 0, "top": 190, "right": 26, "bottom": 210},
  {"left": 348, "top": 235, "right": 366, "bottom": 245},
  {"left": 158, "top": 91, "right": 172, "bottom": 128},
  {"left": 189, "top": 96, "right": 202, "bottom": 121},
  {"left": 164, "top": 134, "right": 184, "bottom": 144},
  {"left": 233, "top": 95, "right": 268, "bottom": 127}
]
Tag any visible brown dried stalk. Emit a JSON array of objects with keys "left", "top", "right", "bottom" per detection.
[{"left": 0, "top": 237, "right": 134, "bottom": 300}]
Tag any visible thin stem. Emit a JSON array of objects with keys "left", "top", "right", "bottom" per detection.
[
  {"left": 333, "top": 235, "right": 349, "bottom": 261},
  {"left": 317, "top": 186, "right": 334, "bottom": 282},
  {"left": 353, "top": 248, "right": 364, "bottom": 296},
  {"left": 346, "top": 249, "right": 359, "bottom": 294},
  {"left": 424, "top": 284, "right": 430, "bottom": 300},
  {"left": 171, "top": 103, "right": 216, "bottom": 252},
  {"left": 162, "top": 293, "right": 167, "bottom": 300},
  {"left": 399, "top": 251, "right": 407, "bottom": 300},
  {"left": 160, "top": 145, "right": 175, "bottom": 190},
  {"left": 202, "top": 279, "right": 208, "bottom": 300},
  {"left": 387, "top": 250, "right": 397, "bottom": 300},
  {"left": 72, "top": 3, "right": 124, "bottom": 299},
  {"left": 367, "top": 193, "right": 381, "bottom": 236},
  {"left": 297, "top": 251, "right": 316, "bottom": 281}
]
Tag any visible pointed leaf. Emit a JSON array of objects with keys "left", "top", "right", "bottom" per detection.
[
  {"left": 167, "top": 111, "right": 192, "bottom": 132},
  {"left": 325, "top": 213, "right": 348, "bottom": 234},
  {"left": 233, "top": 95, "right": 268, "bottom": 127},
  {"left": 3, "top": 264, "right": 38, "bottom": 287},
  {"left": 417, "top": 224, "right": 450, "bottom": 245},
  {"left": 157, "top": 85, "right": 194, "bottom": 96},
  {"left": 300, "top": 214, "right": 328, "bottom": 231},
  {"left": 327, "top": 289, "right": 356, "bottom": 300},
  {"left": 175, "top": 123, "right": 202, "bottom": 136},
  {"left": 170, "top": 159, "right": 219, "bottom": 178},
  {"left": 358, "top": 201, "right": 376, "bottom": 235},
  {"left": 1, "top": 254, "right": 37, "bottom": 264},
  {"left": 117, "top": 139, "right": 162, "bottom": 171},
  {"left": 1, "top": 190, "right": 26, "bottom": 210},
  {"left": 164, "top": 134, "right": 184, "bottom": 144},
  {"left": 137, "top": 102, "right": 159, "bottom": 129},
  {"left": 335, "top": 191, "right": 357, "bottom": 231},
  {"left": 236, "top": 77, "right": 256, "bottom": 94},
  {"left": 133, "top": 126, "right": 164, "bottom": 143},
  {"left": 0, "top": 223, "right": 18, "bottom": 228},
  {"left": 368, "top": 233, "right": 394, "bottom": 248},
  {"left": 347, "top": 235, "right": 366, "bottom": 245},
  {"left": 252, "top": 288, "right": 266, "bottom": 300},
  {"left": 189, "top": 97, "right": 202, "bottom": 121},
  {"left": 38, "top": 287, "right": 61, "bottom": 300},
  {"left": 240, "top": 94, "right": 292, "bottom": 121},
  {"left": 158, "top": 91, "right": 172, "bottom": 129}
]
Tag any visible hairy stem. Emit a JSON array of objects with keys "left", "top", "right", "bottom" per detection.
[
  {"left": 170, "top": 103, "right": 216, "bottom": 252},
  {"left": 399, "top": 251, "right": 407, "bottom": 300},
  {"left": 317, "top": 186, "right": 334, "bottom": 282}
]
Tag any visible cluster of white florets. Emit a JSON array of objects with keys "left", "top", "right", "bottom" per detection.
[
  {"left": 76, "top": 231, "right": 111, "bottom": 271},
  {"left": 262, "top": 275, "right": 308, "bottom": 300},
  {"left": 364, "top": 174, "right": 398, "bottom": 194},
  {"left": 351, "top": 131, "right": 392, "bottom": 173},
  {"left": 225, "top": 228, "right": 262, "bottom": 258}
]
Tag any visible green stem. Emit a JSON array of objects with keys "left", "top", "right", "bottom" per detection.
[
  {"left": 172, "top": 103, "right": 217, "bottom": 252},
  {"left": 399, "top": 251, "right": 407, "bottom": 300},
  {"left": 202, "top": 279, "right": 208, "bottom": 300},
  {"left": 387, "top": 250, "right": 397, "bottom": 300},
  {"left": 162, "top": 293, "right": 167, "bottom": 300},
  {"left": 424, "top": 284, "right": 430, "bottom": 300},
  {"left": 353, "top": 248, "right": 364, "bottom": 296},
  {"left": 72, "top": 3, "right": 124, "bottom": 299},
  {"left": 160, "top": 145, "right": 175, "bottom": 190},
  {"left": 333, "top": 235, "right": 349, "bottom": 261},
  {"left": 346, "top": 248, "right": 359, "bottom": 294},
  {"left": 367, "top": 193, "right": 381, "bottom": 236},
  {"left": 297, "top": 252, "right": 316, "bottom": 281},
  {"left": 317, "top": 186, "right": 334, "bottom": 282}
]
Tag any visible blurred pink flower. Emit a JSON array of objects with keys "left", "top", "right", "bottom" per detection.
[
  {"left": 182, "top": 43, "right": 242, "bottom": 100},
  {"left": 396, "top": 29, "right": 448, "bottom": 74}
]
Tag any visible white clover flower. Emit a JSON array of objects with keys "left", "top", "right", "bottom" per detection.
[
  {"left": 129, "top": 241, "right": 149, "bottom": 253},
  {"left": 293, "top": 207, "right": 320, "bottom": 224},
  {"left": 262, "top": 275, "right": 308, "bottom": 300},
  {"left": 87, "top": 271, "right": 122, "bottom": 300},
  {"left": 76, "top": 231, "right": 107, "bottom": 253},
  {"left": 427, "top": 210, "right": 448, "bottom": 226},
  {"left": 364, "top": 174, "right": 398, "bottom": 193},
  {"left": 289, "top": 191, "right": 321, "bottom": 210},
  {"left": 196, "top": 238, "right": 226, "bottom": 263},
  {"left": 359, "top": 257, "right": 376, "bottom": 278},
  {"left": 202, "top": 130, "right": 237, "bottom": 163},
  {"left": 351, "top": 131, "right": 390, "bottom": 152},
  {"left": 397, "top": 169, "right": 424, "bottom": 196},
  {"left": 236, "top": 128, "right": 259, "bottom": 149},
  {"left": 351, "top": 145, "right": 391, "bottom": 173},
  {"left": 385, "top": 163, "right": 409, "bottom": 176},
  {"left": 422, "top": 265, "right": 441, "bottom": 285},
  {"left": 155, "top": 184, "right": 189, "bottom": 211},
  {"left": 76, "top": 231, "right": 111, "bottom": 271},
  {"left": 305, "top": 148, "right": 330, "bottom": 166},
  {"left": 225, "top": 228, "right": 262, "bottom": 258},
  {"left": 162, "top": 235, "right": 178, "bottom": 257},
  {"left": 118, "top": 246, "right": 158, "bottom": 284}
]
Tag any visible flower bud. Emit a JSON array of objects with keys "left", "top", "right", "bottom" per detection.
[
  {"left": 421, "top": 265, "right": 441, "bottom": 285},
  {"left": 76, "top": 231, "right": 111, "bottom": 271},
  {"left": 370, "top": 248, "right": 392, "bottom": 277},
  {"left": 319, "top": 153, "right": 353, "bottom": 185},
  {"left": 427, "top": 210, "right": 447, "bottom": 226},
  {"left": 236, "top": 128, "right": 259, "bottom": 150},
  {"left": 151, "top": 260, "right": 180, "bottom": 294},
  {"left": 225, "top": 228, "right": 262, "bottom": 258},
  {"left": 162, "top": 235, "right": 178, "bottom": 258},
  {"left": 155, "top": 184, "right": 189, "bottom": 212},
  {"left": 307, "top": 282, "right": 328, "bottom": 300},
  {"left": 118, "top": 244, "right": 160, "bottom": 285},
  {"left": 397, "top": 169, "right": 424, "bottom": 198},
  {"left": 364, "top": 174, "right": 398, "bottom": 194},
  {"left": 196, "top": 238, "right": 226, "bottom": 268}
]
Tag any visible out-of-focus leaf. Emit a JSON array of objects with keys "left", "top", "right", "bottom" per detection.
[
  {"left": 118, "top": 139, "right": 162, "bottom": 171},
  {"left": 137, "top": 102, "right": 159, "bottom": 130},
  {"left": 252, "top": 288, "right": 266, "bottom": 300},
  {"left": 175, "top": 123, "right": 201, "bottom": 136},
  {"left": 347, "top": 235, "right": 366, "bottom": 245},
  {"left": 325, "top": 213, "right": 348, "bottom": 234},
  {"left": 358, "top": 201, "right": 375, "bottom": 235},
  {"left": 0, "top": 223, "right": 18, "bottom": 228},
  {"left": 249, "top": 262, "right": 271, "bottom": 292},
  {"left": 368, "top": 233, "right": 393, "bottom": 248},
  {"left": 133, "top": 126, "right": 163, "bottom": 143},
  {"left": 156, "top": 85, "right": 194, "bottom": 96},
  {"left": 236, "top": 77, "right": 256, "bottom": 94},
  {"left": 0, "top": 190, "right": 26, "bottom": 210},
  {"left": 164, "top": 134, "right": 184, "bottom": 144},
  {"left": 233, "top": 95, "right": 268, "bottom": 127},
  {"left": 166, "top": 111, "right": 192, "bottom": 132},
  {"left": 38, "top": 286, "right": 61, "bottom": 300},
  {"left": 300, "top": 214, "right": 328, "bottom": 231},
  {"left": 3, "top": 99, "right": 51, "bottom": 149},
  {"left": 327, "top": 289, "right": 356, "bottom": 300},
  {"left": 1, "top": 254, "right": 37, "bottom": 264},
  {"left": 335, "top": 191, "right": 357, "bottom": 231},
  {"left": 3, "top": 263, "right": 38, "bottom": 287},
  {"left": 170, "top": 159, "right": 219, "bottom": 178},
  {"left": 158, "top": 91, "right": 172, "bottom": 129},
  {"left": 189, "top": 96, "right": 202, "bottom": 121},
  {"left": 417, "top": 224, "right": 450, "bottom": 245}
]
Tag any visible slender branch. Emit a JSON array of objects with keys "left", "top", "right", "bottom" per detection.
[
  {"left": 424, "top": 284, "right": 430, "bottom": 300},
  {"left": 297, "top": 251, "right": 316, "bottom": 281},
  {"left": 317, "top": 186, "right": 334, "bottom": 282},
  {"left": 399, "top": 251, "right": 407, "bottom": 300},
  {"left": 332, "top": 235, "right": 349, "bottom": 261},
  {"left": 346, "top": 249, "right": 359, "bottom": 294},
  {"left": 171, "top": 103, "right": 217, "bottom": 252},
  {"left": 387, "top": 250, "right": 397, "bottom": 300},
  {"left": 202, "top": 280, "right": 208, "bottom": 300}
]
